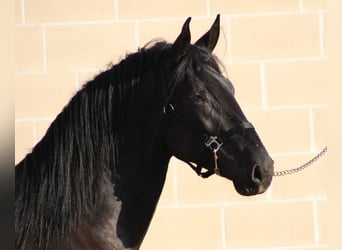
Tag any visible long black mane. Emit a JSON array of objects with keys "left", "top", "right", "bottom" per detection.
[
  {"left": 15, "top": 35, "right": 231, "bottom": 249},
  {"left": 15, "top": 41, "right": 178, "bottom": 249}
]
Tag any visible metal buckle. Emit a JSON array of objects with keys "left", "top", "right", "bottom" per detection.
[
  {"left": 204, "top": 136, "right": 223, "bottom": 153},
  {"left": 163, "top": 104, "right": 175, "bottom": 114}
]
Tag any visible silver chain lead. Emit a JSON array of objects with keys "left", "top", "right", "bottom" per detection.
[{"left": 273, "top": 146, "right": 327, "bottom": 177}]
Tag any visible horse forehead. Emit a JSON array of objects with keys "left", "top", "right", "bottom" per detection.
[
  {"left": 200, "top": 70, "right": 236, "bottom": 97},
  {"left": 186, "top": 50, "right": 235, "bottom": 95},
  {"left": 201, "top": 65, "right": 235, "bottom": 96}
]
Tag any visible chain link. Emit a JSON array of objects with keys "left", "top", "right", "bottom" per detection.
[{"left": 273, "top": 146, "right": 327, "bottom": 177}]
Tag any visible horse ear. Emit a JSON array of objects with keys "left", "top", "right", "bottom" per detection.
[
  {"left": 195, "top": 14, "right": 220, "bottom": 52},
  {"left": 172, "top": 17, "right": 191, "bottom": 61}
]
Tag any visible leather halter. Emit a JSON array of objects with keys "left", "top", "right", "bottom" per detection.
[{"left": 163, "top": 104, "right": 254, "bottom": 178}]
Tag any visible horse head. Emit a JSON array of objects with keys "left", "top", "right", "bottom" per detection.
[{"left": 163, "top": 15, "right": 274, "bottom": 196}]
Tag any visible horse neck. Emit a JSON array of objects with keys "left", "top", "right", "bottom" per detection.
[
  {"left": 96, "top": 55, "right": 173, "bottom": 247},
  {"left": 110, "top": 106, "right": 171, "bottom": 248}
]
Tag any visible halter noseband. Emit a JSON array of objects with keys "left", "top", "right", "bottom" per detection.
[{"left": 163, "top": 104, "right": 254, "bottom": 178}]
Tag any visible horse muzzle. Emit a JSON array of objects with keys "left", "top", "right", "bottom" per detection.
[{"left": 232, "top": 156, "right": 274, "bottom": 196}]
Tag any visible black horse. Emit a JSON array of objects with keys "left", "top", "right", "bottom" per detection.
[{"left": 15, "top": 15, "right": 274, "bottom": 250}]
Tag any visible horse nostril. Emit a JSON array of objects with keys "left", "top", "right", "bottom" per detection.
[{"left": 252, "top": 164, "right": 263, "bottom": 184}]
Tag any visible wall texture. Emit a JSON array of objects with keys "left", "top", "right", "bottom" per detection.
[{"left": 15, "top": 1, "right": 328, "bottom": 249}]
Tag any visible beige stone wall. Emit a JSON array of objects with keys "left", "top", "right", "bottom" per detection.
[{"left": 15, "top": 1, "right": 330, "bottom": 249}]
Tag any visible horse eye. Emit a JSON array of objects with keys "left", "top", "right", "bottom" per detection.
[{"left": 192, "top": 94, "right": 204, "bottom": 103}]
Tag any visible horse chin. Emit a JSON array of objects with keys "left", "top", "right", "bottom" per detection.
[{"left": 232, "top": 181, "right": 268, "bottom": 196}]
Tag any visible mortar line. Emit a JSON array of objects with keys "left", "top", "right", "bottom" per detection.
[
  {"left": 232, "top": 56, "right": 326, "bottom": 64},
  {"left": 228, "top": 9, "right": 325, "bottom": 18},
  {"left": 42, "top": 25, "right": 48, "bottom": 72},
  {"left": 268, "top": 244, "right": 327, "bottom": 250},
  {"left": 206, "top": 0, "right": 211, "bottom": 17},
  {"left": 75, "top": 72, "right": 81, "bottom": 90},
  {"left": 21, "top": 0, "right": 26, "bottom": 24},
  {"left": 312, "top": 200, "right": 320, "bottom": 245},
  {"left": 260, "top": 62, "right": 267, "bottom": 109},
  {"left": 16, "top": 117, "right": 55, "bottom": 122},
  {"left": 114, "top": 0, "right": 119, "bottom": 20},
  {"left": 134, "top": 20, "right": 139, "bottom": 48},
  {"left": 319, "top": 11, "right": 325, "bottom": 58},
  {"left": 33, "top": 121, "right": 38, "bottom": 144},
  {"left": 298, "top": 0, "right": 304, "bottom": 12},
  {"left": 309, "top": 108, "right": 316, "bottom": 152},
  {"left": 158, "top": 195, "right": 327, "bottom": 209},
  {"left": 173, "top": 164, "right": 180, "bottom": 206},
  {"left": 16, "top": 11, "right": 327, "bottom": 27},
  {"left": 220, "top": 207, "right": 227, "bottom": 250}
]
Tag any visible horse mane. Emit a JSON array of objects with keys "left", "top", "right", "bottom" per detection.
[
  {"left": 15, "top": 41, "right": 172, "bottom": 249},
  {"left": 15, "top": 38, "right": 230, "bottom": 249}
]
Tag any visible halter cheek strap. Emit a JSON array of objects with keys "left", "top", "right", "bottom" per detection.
[
  {"left": 184, "top": 136, "right": 223, "bottom": 178},
  {"left": 204, "top": 136, "right": 222, "bottom": 175},
  {"left": 186, "top": 121, "right": 254, "bottom": 178}
]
